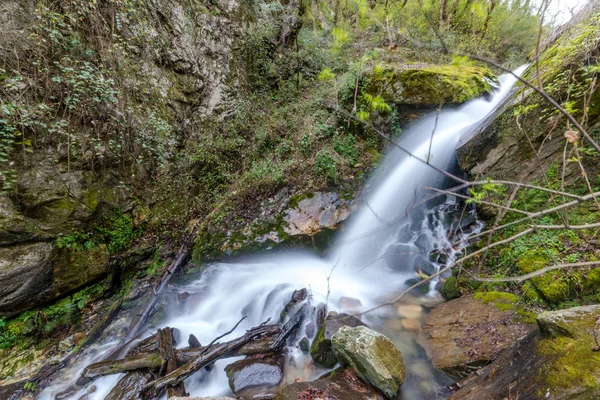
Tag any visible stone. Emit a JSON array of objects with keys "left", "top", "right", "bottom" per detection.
[
  {"left": 400, "top": 318, "right": 421, "bottom": 332},
  {"left": 275, "top": 368, "right": 385, "bottom": 400},
  {"left": 396, "top": 304, "right": 423, "bottom": 319},
  {"left": 169, "top": 398, "right": 236, "bottom": 400},
  {"left": 284, "top": 192, "right": 355, "bottom": 236},
  {"left": 419, "top": 295, "right": 536, "bottom": 374},
  {"left": 331, "top": 326, "right": 405, "bottom": 399},
  {"left": 58, "top": 335, "right": 75, "bottom": 352},
  {"left": 309, "top": 312, "right": 366, "bottom": 368},
  {"left": 440, "top": 276, "right": 461, "bottom": 300},
  {"left": 224, "top": 355, "right": 284, "bottom": 395},
  {"left": 449, "top": 304, "right": 600, "bottom": 400},
  {"left": 537, "top": 304, "right": 600, "bottom": 338},
  {"left": 339, "top": 296, "right": 362, "bottom": 311}
]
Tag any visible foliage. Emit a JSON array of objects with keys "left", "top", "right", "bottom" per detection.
[{"left": 314, "top": 149, "right": 337, "bottom": 182}]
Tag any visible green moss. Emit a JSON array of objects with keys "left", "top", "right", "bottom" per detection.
[
  {"left": 288, "top": 192, "right": 315, "bottom": 209},
  {"left": 397, "top": 65, "right": 497, "bottom": 105},
  {"left": 441, "top": 276, "right": 461, "bottom": 300},
  {"left": 537, "top": 314, "right": 600, "bottom": 393},
  {"left": 474, "top": 291, "right": 519, "bottom": 311}
]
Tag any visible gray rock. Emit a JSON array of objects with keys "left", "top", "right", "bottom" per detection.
[
  {"left": 224, "top": 355, "right": 284, "bottom": 395},
  {"left": 309, "top": 311, "right": 366, "bottom": 368},
  {"left": 537, "top": 304, "right": 600, "bottom": 338},
  {"left": 331, "top": 326, "right": 405, "bottom": 399}
]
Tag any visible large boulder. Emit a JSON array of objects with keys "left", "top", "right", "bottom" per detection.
[
  {"left": 275, "top": 368, "right": 385, "bottom": 400},
  {"left": 284, "top": 192, "right": 355, "bottom": 236},
  {"left": 224, "top": 355, "right": 284, "bottom": 395},
  {"left": 448, "top": 304, "right": 600, "bottom": 400},
  {"left": 309, "top": 312, "right": 366, "bottom": 368},
  {"left": 331, "top": 326, "right": 405, "bottom": 400},
  {"left": 420, "top": 293, "right": 536, "bottom": 375},
  {"left": 365, "top": 64, "right": 497, "bottom": 106}
]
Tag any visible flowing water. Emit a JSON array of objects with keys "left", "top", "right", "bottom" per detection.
[{"left": 40, "top": 66, "right": 526, "bottom": 400}]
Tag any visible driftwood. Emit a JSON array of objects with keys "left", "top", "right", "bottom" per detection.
[
  {"left": 145, "top": 322, "right": 279, "bottom": 393},
  {"left": 105, "top": 370, "right": 154, "bottom": 400},
  {"left": 81, "top": 331, "right": 279, "bottom": 379},
  {"left": 157, "top": 327, "right": 186, "bottom": 397},
  {"left": 128, "top": 250, "right": 188, "bottom": 339},
  {"left": 270, "top": 303, "right": 309, "bottom": 351}
]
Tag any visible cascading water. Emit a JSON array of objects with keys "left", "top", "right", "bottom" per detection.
[{"left": 40, "top": 66, "right": 527, "bottom": 400}]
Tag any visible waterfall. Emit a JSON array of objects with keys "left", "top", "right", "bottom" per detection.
[{"left": 39, "top": 66, "right": 527, "bottom": 400}]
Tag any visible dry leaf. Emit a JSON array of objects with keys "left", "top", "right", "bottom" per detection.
[{"left": 565, "top": 130, "right": 579, "bottom": 143}]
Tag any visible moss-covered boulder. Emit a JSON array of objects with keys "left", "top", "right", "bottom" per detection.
[
  {"left": 448, "top": 304, "right": 600, "bottom": 399},
  {"left": 331, "top": 326, "right": 405, "bottom": 399},
  {"left": 366, "top": 64, "right": 497, "bottom": 106},
  {"left": 309, "top": 311, "right": 366, "bottom": 368},
  {"left": 441, "top": 276, "right": 461, "bottom": 300}
]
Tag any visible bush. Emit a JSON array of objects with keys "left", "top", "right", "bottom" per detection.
[{"left": 314, "top": 149, "right": 336, "bottom": 182}]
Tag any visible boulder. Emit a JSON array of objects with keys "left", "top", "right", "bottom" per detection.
[
  {"left": 309, "top": 312, "right": 366, "bottom": 368},
  {"left": 224, "top": 355, "right": 284, "bottom": 395},
  {"left": 275, "top": 368, "right": 385, "bottom": 400},
  {"left": 420, "top": 294, "right": 535, "bottom": 375},
  {"left": 449, "top": 304, "right": 600, "bottom": 400},
  {"left": 331, "top": 326, "right": 405, "bottom": 399}
]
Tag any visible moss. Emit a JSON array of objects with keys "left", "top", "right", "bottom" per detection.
[
  {"left": 288, "top": 192, "right": 315, "bottom": 209},
  {"left": 474, "top": 291, "right": 520, "bottom": 311},
  {"left": 396, "top": 65, "right": 497, "bottom": 105},
  {"left": 536, "top": 313, "right": 600, "bottom": 393},
  {"left": 441, "top": 276, "right": 461, "bottom": 300}
]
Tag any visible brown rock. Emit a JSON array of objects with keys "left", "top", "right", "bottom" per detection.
[{"left": 419, "top": 295, "right": 535, "bottom": 375}]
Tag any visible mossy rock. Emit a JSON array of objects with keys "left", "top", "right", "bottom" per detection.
[
  {"left": 331, "top": 326, "right": 405, "bottom": 399},
  {"left": 309, "top": 312, "right": 366, "bottom": 368},
  {"left": 367, "top": 64, "right": 497, "bottom": 107},
  {"left": 536, "top": 305, "right": 600, "bottom": 397},
  {"left": 518, "top": 249, "right": 600, "bottom": 305},
  {"left": 441, "top": 276, "right": 461, "bottom": 300}
]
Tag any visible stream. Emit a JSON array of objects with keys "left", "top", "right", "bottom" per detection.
[{"left": 40, "top": 66, "right": 526, "bottom": 400}]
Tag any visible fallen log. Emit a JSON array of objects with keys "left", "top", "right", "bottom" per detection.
[
  {"left": 105, "top": 370, "right": 154, "bottom": 400},
  {"left": 145, "top": 322, "right": 279, "bottom": 393},
  {"left": 157, "top": 327, "right": 186, "bottom": 397},
  {"left": 81, "top": 332, "right": 279, "bottom": 379},
  {"left": 128, "top": 250, "right": 188, "bottom": 339}
]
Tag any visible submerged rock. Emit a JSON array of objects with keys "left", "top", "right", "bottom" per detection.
[
  {"left": 309, "top": 312, "right": 366, "bottom": 368},
  {"left": 331, "top": 326, "right": 405, "bottom": 399},
  {"left": 420, "top": 294, "right": 535, "bottom": 375},
  {"left": 224, "top": 355, "right": 284, "bottom": 395},
  {"left": 275, "top": 368, "right": 385, "bottom": 400}
]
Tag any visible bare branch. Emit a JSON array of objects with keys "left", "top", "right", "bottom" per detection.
[{"left": 471, "top": 261, "right": 600, "bottom": 283}]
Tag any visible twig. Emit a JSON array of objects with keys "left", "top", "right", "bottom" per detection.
[{"left": 199, "top": 316, "right": 248, "bottom": 356}]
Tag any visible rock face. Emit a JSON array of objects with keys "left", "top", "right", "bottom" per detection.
[
  {"left": 284, "top": 192, "right": 355, "bottom": 236},
  {"left": 420, "top": 294, "right": 535, "bottom": 374},
  {"left": 331, "top": 326, "right": 405, "bottom": 400},
  {"left": 224, "top": 355, "right": 284, "bottom": 395},
  {"left": 275, "top": 368, "right": 385, "bottom": 400},
  {"left": 449, "top": 304, "right": 600, "bottom": 400},
  {"left": 309, "top": 312, "right": 366, "bottom": 368}
]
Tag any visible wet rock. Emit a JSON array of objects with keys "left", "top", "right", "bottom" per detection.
[
  {"left": 275, "top": 368, "right": 385, "bottom": 400},
  {"left": 384, "top": 243, "right": 417, "bottom": 271},
  {"left": 440, "top": 276, "right": 461, "bottom": 300},
  {"left": 331, "top": 326, "right": 405, "bottom": 399},
  {"left": 224, "top": 355, "right": 284, "bottom": 395},
  {"left": 339, "top": 296, "right": 362, "bottom": 311},
  {"left": 413, "top": 255, "right": 436, "bottom": 277},
  {"left": 58, "top": 335, "right": 75, "bottom": 352},
  {"left": 105, "top": 370, "right": 153, "bottom": 400},
  {"left": 396, "top": 304, "right": 423, "bottom": 319},
  {"left": 420, "top": 294, "right": 536, "bottom": 375},
  {"left": 188, "top": 334, "right": 201, "bottom": 348},
  {"left": 309, "top": 312, "right": 366, "bottom": 368},
  {"left": 299, "top": 337, "right": 310, "bottom": 353},
  {"left": 280, "top": 288, "right": 308, "bottom": 321},
  {"left": 400, "top": 318, "right": 421, "bottom": 332}
]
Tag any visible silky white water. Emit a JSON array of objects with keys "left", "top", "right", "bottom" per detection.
[{"left": 39, "top": 66, "right": 526, "bottom": 400}]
